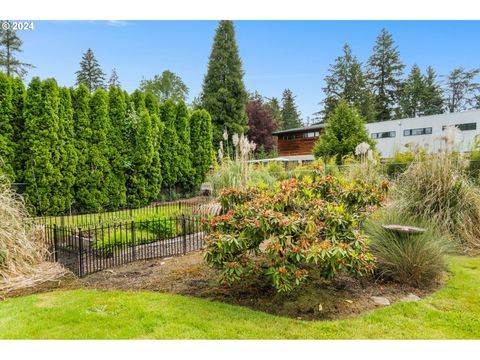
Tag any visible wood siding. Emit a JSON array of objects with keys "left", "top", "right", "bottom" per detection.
[{"left": 275, "top": 129, "right": 323, "bottom": 156}]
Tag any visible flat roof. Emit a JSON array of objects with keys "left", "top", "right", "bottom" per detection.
[
  {"left": 272, "top": 124, "right": 325, "bottom": 136},
  {"left": 366, "top": 109, "right": 480, "bottom": 127}
]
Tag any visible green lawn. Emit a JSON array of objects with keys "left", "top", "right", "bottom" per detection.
[{"left": 0, "top": 256, "right": 479, "bottom": 339}]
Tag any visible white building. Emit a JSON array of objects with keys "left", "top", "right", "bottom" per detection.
[{"left": 365, "top": 110, "right": 480, "bottom": 158}]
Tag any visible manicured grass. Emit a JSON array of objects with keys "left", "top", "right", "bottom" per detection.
[{"left": 0, "top": 256, "right": 479, "bottom": 339}]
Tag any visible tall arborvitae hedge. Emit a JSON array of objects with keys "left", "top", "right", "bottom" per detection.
[
  {"left": 72, "top": 84, "right": 93, "bottom": 211},
  {"left": 58, "top": 87, "right": 78, "bottom": 211},
  {"left": 190, "top": 109, "right": 214, "bottom": 187},
  {"left": 144, "top": 92, "right": 163, "bottom": 201},
  {"left": 159, "top": 100, "right": 179, "bottom": 188},
  {"left": 10, "top": 77, "right": 25, "bottom": 179},
  {"left": 0, "top": 72, "right": 14, "bottom": 178},
  {"left": 23, "top": 78, "right": 63, "bottom": 214},
  {"left": 0, "top": 74, "right": 215, "bottom": 214},
  {"left": 175, "top": 101, "right": 193, "bottom": 189},
  {"left": 88, "top": 88, "right": 112, "bottom": 210},
  {"left": 107, "top": 85, "right": 128, "bottom": 207}
]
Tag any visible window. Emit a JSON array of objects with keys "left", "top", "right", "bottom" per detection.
[
  {"left": 403, "top": 127, "right": 432, "bottom": 136},
  {"left": 280, "top": 134, "right": 295, "bottom": 140},
  {"left": 442, "top": 123, "right": 477, "bottom": 131},
  {"left": 302, "top": 131, "right": 320, "bottom": 138},
  {"left": 371, "top": 131, "right": 396, "bottom": 139}
]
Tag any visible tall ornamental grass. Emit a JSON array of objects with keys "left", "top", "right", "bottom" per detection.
[{"left": 365, "top": 209, "right": 451, "bottom": 286}]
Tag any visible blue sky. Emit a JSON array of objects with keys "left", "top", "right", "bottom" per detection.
[{"left": 18, "top": 20, "right": 480, "bottom": 119}]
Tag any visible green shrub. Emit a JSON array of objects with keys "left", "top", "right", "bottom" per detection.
[
  {"left": 365, "top": 209, "right": 451, "bottom": 286},
  {"left": 204, "top": 176, "right": 389, "bottom": 292}
]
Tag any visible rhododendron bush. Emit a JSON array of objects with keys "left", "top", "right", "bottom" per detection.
[{"left": 203, "top": 175, "right": 389, "bottom": 292}]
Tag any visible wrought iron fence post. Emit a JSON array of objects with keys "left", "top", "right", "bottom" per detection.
[
  {"left": 131, "top": 220, "right": 136, "bottom": 261},
  {"left": 182, "top": 215, "right": 187, "bottom": 255},
  {"left": 78, "top": 227, "right": 84, "bottom": 277},
  {"left": 53, "top": 224, "right": 58, "bottom": 262}
]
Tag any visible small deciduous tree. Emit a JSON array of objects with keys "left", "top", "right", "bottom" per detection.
[
  {"left": 140, "top": 70, "right": 189, "bottom": 103},
  {"left": 246, "top": 95, "right": 277, "bottom": 154},
  {"left": 314, "top": 99, "right": 374, "bottom": 164}
]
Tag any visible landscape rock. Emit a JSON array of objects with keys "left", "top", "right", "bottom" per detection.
[{"left": 371, "top": 296, "right": 390, "bottom": 306}]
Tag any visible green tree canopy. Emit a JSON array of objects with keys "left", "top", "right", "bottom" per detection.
[
  {"left": 0, "top": 73, "right": 14, "bottom": 178},
  {"left": 159, "top": 100, "right": 179, "bottom": 188},
  {"left": 200, "top": 20, "right": 248, "bottom": 148},
  {"left": 313, "top": 99, "right": 374, "bottom": 165},
  {"left": 322, "top": 44, "right": 375, "bottom": 122},
  {"left": 175, "top": 101, "right": 194, "bottom": 189},
  {"left": 140, "top": 70, "right": 189, "bottom": 103}
]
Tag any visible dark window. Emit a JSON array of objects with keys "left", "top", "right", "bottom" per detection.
[
  {"left": 442, "top": 123, "right": 477, "bottom": 131},
  {"left": 280, "top": 134, "right": 296, "bottom": 140},
  {"left": 371, "top": 131, "right": 396, "bottom": 139},
  {"left": 403, "top": 127, "right": 432, "bottom": 136}
]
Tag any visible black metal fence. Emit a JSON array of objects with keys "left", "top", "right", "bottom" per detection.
[
  {"left": 46, "top": 215, "right": 206, "bottom": 277},
  {"left": 36, "top": 198, "right": 211, "bottom": 228}
]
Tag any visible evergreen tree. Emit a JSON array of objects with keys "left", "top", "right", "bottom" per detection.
[
  {"left": 281, "top": 88, "right": 302, "bottom": 129},
  {"left": 444, "top": 67, "right": 480, "bottom": 113},
  {"left": 128, "top": 107, "right": 155, "bottom": 205},
  {"left": 107, "top": 85, "right": 128, "bottom": 207},
  {"left": 140, "top": 70, "right": 189, "bottom": 103},
  {"left": 322, "top": 44, "right": 375, "bottom": 122},
  {"left": 88, "top": 89, "right": 112, "bottom": 210},
  {"left": 422, "top": 66, "right": 444, "bottom": 115},
  {"left": 175, "top": 101, "right": 194, "bottom": 189},
  {"left": 10, "top": 76, "right": 25, "bottom": 179},
  {"left": 0, "top": 72, "right": 14, "bottom": 178},
  {"left": 23, "top": 78, "right": 63, "bottom": 214},
  {"left": 108, "top": 68, "right": 121, "bottom": 88},
  {"left": 75, "top": 48, "right": 106, "bottom": 93},
  {"left": 267, "top": 96, "right": 283, "bottom": 130},
  {"left": 57, "top": 87, "right": 78, "bottom": 211},
  {"left": 367, "top": 29, "right": 405, "bottom": 121},
  {"left": 190, "top": 109, "right": 214, "bottom": 188},
  {"left": 200, "top": 20, "right": 248, "bottom": 148},
  {"left": 159, "top": 100, "right": 179, "bottom": 188},
  {"left": 144, "top": 92, "right": 163, "bottom": 201},
  {"left": 72, "top": 84, "right": 93, "bottom": 211},
  {"left": 313, "top": 99, "right": 374, "bottom": 165},
  {"left": 0, "top": 22, "right": 34, "bottom": 78},
  {"left": 399, "top": 64, "right": 425, "bottom": 118},
  {"left": 246, "top": 95, "right": 277, "bottom": 154}
]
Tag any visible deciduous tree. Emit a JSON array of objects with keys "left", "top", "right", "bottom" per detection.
[
  {"left": 140, "top": 70, "right": 188, "bottom": 103},
  {"left": 246, "top": 95, "right": 277, "bottom": 154}
]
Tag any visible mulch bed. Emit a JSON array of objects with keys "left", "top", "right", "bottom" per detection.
[{"left": 1, "top": 251, "right": 444, "bottom": 320}]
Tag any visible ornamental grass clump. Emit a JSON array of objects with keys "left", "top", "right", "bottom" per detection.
[
  {"left": 393, "top": 146, "right": 480, "bottom": 253},
  {"left": 0, "top": 176, "right": 49, "bottom": 279},
  {"left": 203, "top": 175, "right": 389, "bottom": 292},
  {"left": 365, "top": 209, "right": 451, "bottom": 286}
]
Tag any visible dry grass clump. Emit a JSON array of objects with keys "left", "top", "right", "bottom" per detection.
[
  {"left": 0, "top": 176, "right": 51, "bottom": 279},
  {"left": 392, "top": 150, "right": 480, "bottom": 254}
]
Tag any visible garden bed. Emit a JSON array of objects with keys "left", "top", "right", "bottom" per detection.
[{"left": 76, "top": 250, "right": 444, "bottom": 321}]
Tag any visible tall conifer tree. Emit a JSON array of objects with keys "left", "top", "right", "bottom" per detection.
[
  {"left": 281, "top": 89, "right": 302, "bottom": 130},
  {"left": 75, "top": 48, "right": 106, "bottom": 93},
  {"left": 159, "top": 100, "right": 179, "bottom": 188},
  {"left": 367, "top": 29, "right": 405, "bottom": 121},
  {"left": 0, "top": 22, "right": 34, "bottom": 78},
  {"left": 0, "top": 72, "right": 14, "bottom": 178},
  {"left": 175, "top": 101, "right": 193, "bottom": 189},
  {"left": 107, "top": 85, "right": 128, "bottom": 207},
  {"left": 23, "top": 78, "right": 63, "bottom": 214},
  {"left": 200, "top": 20, "right": 247, "bottom": 149},
  {"left": 10, "top": 76, "right": 25, "bottom": 178},
  {"left": 190, "top": 110, "right": 214, "bottom": 188},
  {"left": 144, "top": 92, "right": 163, "bottom": 201},
  {"left": 422, "top": 66, "right": 444, "bottom": 115}
]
